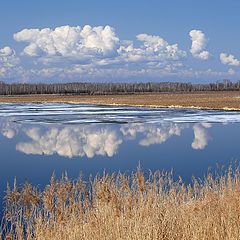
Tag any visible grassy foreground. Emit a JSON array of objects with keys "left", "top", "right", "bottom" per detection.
[{"left": 2, "top": 167, "right": 240, "bottom": 240}]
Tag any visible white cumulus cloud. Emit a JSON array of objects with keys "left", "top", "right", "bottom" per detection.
[
  {"left": 2, "top": 25, "right": 235, "bottom": 81},
  {"left": 118, "top": 34, "right": 186, "bottom": 64},
  {"left": 0, "top": 46, "right": 20, "bottom": 77},
  {"left": 14, "top": 25, "right": 120, "bottom": 59},
  {"left": 189, "top": 30, "right": 209, "bottom": 60},
  {"left": 220, "top": 53, "right": 240, "bottom": 66}
]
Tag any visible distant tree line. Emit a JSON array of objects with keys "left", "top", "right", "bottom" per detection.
[{"left": 0, "top": 80, "right": 239, "bottom": 95}]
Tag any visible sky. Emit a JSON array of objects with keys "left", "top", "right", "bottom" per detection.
[{"left": 0, "top": 0, "right": 240, "bottom": 83}]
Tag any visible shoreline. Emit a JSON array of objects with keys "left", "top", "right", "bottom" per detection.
[{"left": 1, "top": 91, "right": 240, "bottom": 111}]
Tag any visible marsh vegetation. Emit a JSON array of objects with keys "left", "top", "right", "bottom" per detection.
[{"left": 2, "top": 166, "right": 240, "bottom": 240}]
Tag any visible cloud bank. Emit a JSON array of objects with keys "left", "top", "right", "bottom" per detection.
[
  {"left": 7, "top": 25, "right": 192, "bottom": 81},
  {"left": 13, "top": 25, "right": 186, "bottom": 67},
  {"left": 0, "top": 25, "right": 238, "bottom": 82}
]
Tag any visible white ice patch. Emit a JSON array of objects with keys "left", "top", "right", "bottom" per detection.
[{"left": 0, "top": 104, "right": 240, "bottom": 124}]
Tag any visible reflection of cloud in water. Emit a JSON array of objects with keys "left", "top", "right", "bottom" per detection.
[
  {"left": 2, "top": 128, "right": 15, "bottom": 139},
  {"left": 191, "top": 123, "right": 211, "bottom": 150},
  {"left": 17, "top": 123, "right": 184, "bottom": 158},
  {"left": 120, "top": 124, "right": 145, "bottom": 139},
  {"left": 16, "top": 126, "right": 122, "bottom": 158},
  {"left": 140, "top": 124, "right": 182, "bottom": 146},
  {"left": 0, "top": 119, "right": 18, "bottom": 139},
  {"left": 122, "top": 122, "right": 211, "bottom": 149},
  {"left": 121, "top": 123, "right": 182, "bottom": 146},
  {"left": 0, "top": 118, "right": 213, "bottom": 158}
]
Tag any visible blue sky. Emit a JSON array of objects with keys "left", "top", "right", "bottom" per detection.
[{"left": 0, "top": 0, "right": 240, "bottom": 83}]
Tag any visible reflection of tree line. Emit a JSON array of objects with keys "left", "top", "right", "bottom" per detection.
[
  {"left": 0, "top": 80, "right": 238, "bottom": 95},
  {"left": 0, "top": 121, "right": 211, "bottom": 158}
]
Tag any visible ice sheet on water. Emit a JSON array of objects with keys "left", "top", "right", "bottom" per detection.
[{"left": 0, "top": 103, "right": 240, "bottom": 124}]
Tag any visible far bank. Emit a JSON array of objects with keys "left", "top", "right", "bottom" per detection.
[{"left": 0, "top": 91, "right": 240, "bottom": 110}]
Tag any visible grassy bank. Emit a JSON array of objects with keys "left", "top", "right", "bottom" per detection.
[
  {"left": 1, "top": 166, "right": 240, "bottom": 240},
  {"left": 1, "top": 91, "right": 240, "bottom": 110}
]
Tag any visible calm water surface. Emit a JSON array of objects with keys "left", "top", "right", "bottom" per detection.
[{"left": 1, "top": 103, "right": 240, "bottom": 217}]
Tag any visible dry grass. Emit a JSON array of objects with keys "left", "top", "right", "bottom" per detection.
[
  {"left": 1, "top": 91, "right": 240, "bottom": 110},
  {"left": 2, "top": 166, "right": 240, "bottom": 240}
]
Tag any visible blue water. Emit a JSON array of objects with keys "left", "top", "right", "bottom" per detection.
[{"left": 1, "top": 103, "right": 240, "bottom": 218}]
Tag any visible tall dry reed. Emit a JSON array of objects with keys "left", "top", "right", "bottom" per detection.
[{"left": 1, "top": 165, "right": 240, "bottom": 240}]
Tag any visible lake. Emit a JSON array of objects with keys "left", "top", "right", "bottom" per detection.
[{"left": 1, "top": 103, "right": 240, "bottom": 218}]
